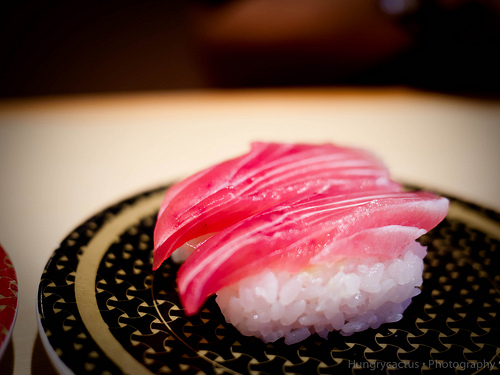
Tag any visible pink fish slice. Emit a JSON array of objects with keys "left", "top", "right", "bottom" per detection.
[
  {"left": 176, "top": 190, "right": 449, "bottom": 315},
  {"left": 153, "top": 142, "right": 399, "bottom": 270}
]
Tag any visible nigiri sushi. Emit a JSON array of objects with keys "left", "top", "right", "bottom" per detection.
[{"left": 153, "top": 142, "right": 449, "bottom": 344}]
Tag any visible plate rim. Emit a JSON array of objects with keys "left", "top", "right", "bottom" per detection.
[{"left": 36, "top": 183, "right": 500, "bottom": 374}]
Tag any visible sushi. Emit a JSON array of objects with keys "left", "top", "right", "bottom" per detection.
[{"left": 153, "top": 142, "right": 448, "bottom": 344}]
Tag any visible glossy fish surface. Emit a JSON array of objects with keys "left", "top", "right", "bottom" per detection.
[{"left": 153, "top": 142, "right": 398, "bottom": 270}]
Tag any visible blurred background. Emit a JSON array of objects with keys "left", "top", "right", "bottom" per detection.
[{"left": 2, "top": 0, "right": 500, "bottom": 98}]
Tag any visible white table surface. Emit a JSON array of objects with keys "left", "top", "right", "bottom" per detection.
[{"left": 0, "top": 87, "right": 499, "bottom": 374}]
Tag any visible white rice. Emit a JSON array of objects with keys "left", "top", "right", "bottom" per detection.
[{"left": 215, "top": 241, "right": 426, "bottom": 345}]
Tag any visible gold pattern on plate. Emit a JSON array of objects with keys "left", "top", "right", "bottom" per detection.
[
  {"left": 52, "top": 188, "right": 500, "bottom": 374},
  {"left": 74, "top": 191, "right": 164, "bottom": 375}
]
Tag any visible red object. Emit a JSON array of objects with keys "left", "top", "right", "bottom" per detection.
[
  {"left": 0, "top": 244, "right": 18, "bottom": 359},
  {"left": 153, "top": 142, "right": 398, "bottom": 270}
]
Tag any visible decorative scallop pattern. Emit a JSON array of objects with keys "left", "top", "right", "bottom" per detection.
[{"left": 38, "top": 186, "right": 500, "bottom": 374}]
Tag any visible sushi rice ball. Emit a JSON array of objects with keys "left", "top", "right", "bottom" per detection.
[
  {"left": 215, "top": 241, "right": 425, "bottom": 344},
  {"left": 154, "top": 142, "right": 448, "bottom": 344}
]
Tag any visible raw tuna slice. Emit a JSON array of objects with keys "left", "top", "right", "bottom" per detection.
[
  {"left": 153, "top": 142, "right": 399, "bottom": 270},
  {"left": 176, "top": 190, "right": 449, "bottom": 315}
]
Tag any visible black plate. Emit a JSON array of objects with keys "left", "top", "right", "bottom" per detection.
[{"left": 37, "top": 185, "right": 500, "bottom": 374}]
